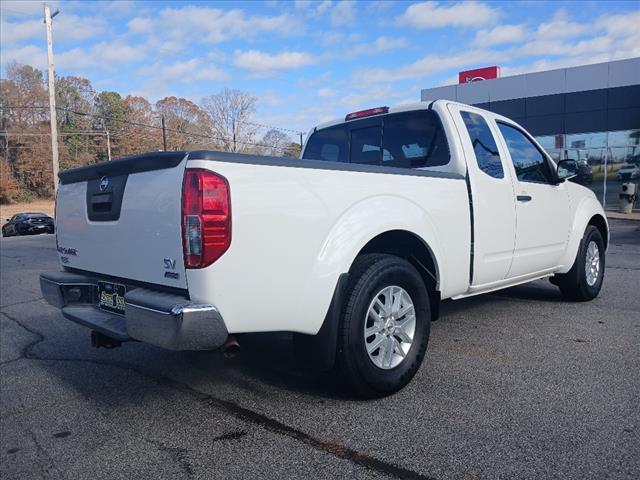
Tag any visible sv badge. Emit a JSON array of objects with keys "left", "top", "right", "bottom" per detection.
[{"left": 163, "top": 258, "right": 176, "bottom": 270}]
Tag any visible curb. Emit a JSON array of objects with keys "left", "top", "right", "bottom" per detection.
[{"left": 606, "top": 211, "right": 640, "bottom": 221}]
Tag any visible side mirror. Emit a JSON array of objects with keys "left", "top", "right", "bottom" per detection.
[{"left": 557, "top": 160, "right": 578, "bottom": 181}]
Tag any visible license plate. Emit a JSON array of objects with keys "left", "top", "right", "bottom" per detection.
[{"left": 97, "top": 281, "right": 126, "bottom": 315}]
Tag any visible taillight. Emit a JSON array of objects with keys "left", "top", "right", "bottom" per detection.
[
  {"left": 182, "top": 169, "right": 231, "bottom": 268},
  {"left": 345, "top": 106, "right": 389, "bottom": 121}
]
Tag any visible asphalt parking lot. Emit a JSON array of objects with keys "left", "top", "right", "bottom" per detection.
[{"left": 1, "top": 220, "right": 639, "bottom": 480}]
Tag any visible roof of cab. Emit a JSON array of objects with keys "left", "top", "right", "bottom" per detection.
[{"left": 311, "top": 99, "right": 519, "bottom": 133}]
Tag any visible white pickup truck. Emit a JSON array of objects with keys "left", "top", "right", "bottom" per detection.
[{"left": 41, "top": 100, "right": 608, "bottom": 397}]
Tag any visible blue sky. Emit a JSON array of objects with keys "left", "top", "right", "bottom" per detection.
[{"left": 1, "top": 0, "right": 639, "bottom": 133}]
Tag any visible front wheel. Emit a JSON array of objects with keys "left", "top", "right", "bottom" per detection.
[
  {"left": 552, "top": 225, "right": 605, "bottom": 301},
  {"left": 336, "top": 254, "right": 431, "bottom": 398}
]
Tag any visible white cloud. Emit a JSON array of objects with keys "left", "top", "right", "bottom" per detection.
[
  {"left": 397, "top": 1, "right": 500, "bottom": 29},
  {"left": 595, "top": 11, "right": 640, "bottom": 38},
  {"left": 0, "top": 45, "right": 46, "bottom": 70},
  {"left": 154, "top": 6, "right": 295, "bottom": 44},
  {"left": 344, "top": 36, "right": 408, "bottom": 58},
  {"left": 138, "top": 58, "right": 227, "bottom": 83},
  {"left": 234, "top": 50, "right": 316, "bottom": 73},
  {"left": 534, "top": 9, "right": 587, "bottom": 40},
  {"left": 0, "top": 18, "right": 42, "bottom": 44},
  {"left": 31, "top": 42, "right": 148, "bottom": 71},
  {"left": 330, "top": 1, "right": 356, "bottom": 27},
  {"left": 127, "top": 17, "right": 153, "bottom": 34},
  {"left": 317, "top": 87, "right": 334, "bottom": 97},
  {"left": 0, "top": 0, "right": 60, "bottom": 16},
  {"left": 473, "top": 24, "right": 527, "bottom": 46},
  {"left": 0, "top": 13, "right": 105, "bottom": 45},
  {"left": 320, "top": 31, "right": 360, "bottom": 47},
  {"left": 354, "top": 49, "right": 502, "bottom": 83}
]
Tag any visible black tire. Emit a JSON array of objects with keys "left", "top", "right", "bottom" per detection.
[
  {"left": 552, "top": 225, "right": 605, "bottom": 301},
  {"left": 1, "top": 227, "right": 8, "bottom": 238},
  {"left": 335, "top": 254, "right": 431, "bottom": 398}
]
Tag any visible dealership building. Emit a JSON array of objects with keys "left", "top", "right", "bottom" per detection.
[{"left": 421, "top": 57, "right": 640, "bottom": 210}]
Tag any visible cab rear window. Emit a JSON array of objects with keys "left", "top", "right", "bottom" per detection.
[{"left": 303, "top": 110, "right": 450, "bottom": 169}]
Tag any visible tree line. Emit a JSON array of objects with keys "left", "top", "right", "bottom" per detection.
[{"left": 0, "top": 62, "right": 302, "bottom": 203}]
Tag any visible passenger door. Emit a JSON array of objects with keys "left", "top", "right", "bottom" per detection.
[
  {"left": 448, "top": 104, "right": 517, "bottom": 286},
  {"left": 495, "top": 121, "right": 571, "bottom": 278}
]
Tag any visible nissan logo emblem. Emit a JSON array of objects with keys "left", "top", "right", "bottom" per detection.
[{"left": 99, "top": 176, "right": 109, "bottom": 191}]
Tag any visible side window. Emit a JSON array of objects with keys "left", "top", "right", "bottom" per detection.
[
  {"left": 460, "top": 111, "right": 503, "bottom": 179},
  {"left": 382, "top": 110, "right": 450, "bottom": 168},
  {"left": 350, "top": 126, "right": 382, "bottom": 165},
  {"left": 302, "top": 124, "right": 348, "bottom": 163},
  {"left": 497, "top": 122, "right": 554, "bottom": 184}
]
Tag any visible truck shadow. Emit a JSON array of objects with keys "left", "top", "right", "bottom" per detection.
[{"left": 36, "top": 279, "right": 569, "bottom": 403}]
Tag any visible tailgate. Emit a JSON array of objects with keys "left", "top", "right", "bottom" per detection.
[{"left": 56, "top": 152, "right": 188, "bottom": 289}]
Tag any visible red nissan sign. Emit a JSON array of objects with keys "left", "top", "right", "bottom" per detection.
[{"left": 458, "top": 66, "right": 501, "bottom": 84}]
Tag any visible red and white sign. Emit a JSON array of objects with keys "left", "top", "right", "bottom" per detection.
[{"left": 458, "top": 66, "right": 501, "bottom": 84}]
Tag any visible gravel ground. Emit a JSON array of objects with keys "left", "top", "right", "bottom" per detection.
[{"left": 1, "top": 220, "right": 638, "bottom": 480}]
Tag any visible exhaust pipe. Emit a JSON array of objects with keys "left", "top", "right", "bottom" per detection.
[{"left": 222, "top": 335, "right": 240, "bottom": 359}]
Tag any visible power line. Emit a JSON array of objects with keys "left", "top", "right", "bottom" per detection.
[
  {"left": 0, "top": 7, "right": 34, "bottom": 16},
  {"left": 1, "top": 104, "right": 303, "bottom": 151}
]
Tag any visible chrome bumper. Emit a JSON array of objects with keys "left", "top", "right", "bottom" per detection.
[{"left": 40, "top": 271, "right": 228, "bottom": 351}]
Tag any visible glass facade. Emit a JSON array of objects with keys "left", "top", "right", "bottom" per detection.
[{"left": 536, "top": 129, "right": 640, "bottom": 210}]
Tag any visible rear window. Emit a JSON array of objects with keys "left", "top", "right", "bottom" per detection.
[
  {"left": 25, "top": 213, "right": 48, "bottom": 219},
  {"left": 303, "top": 110, "right": 450, "bottom": 169},
  {"left": 302, "top": 124, "right": 348, "bottom": 163}
]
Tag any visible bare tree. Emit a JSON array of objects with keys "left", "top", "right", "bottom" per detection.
[
  {"left": 201, "top": 88, "right": 258, "bottom": 153},
  {"left": 258, "top": 129, "right": 292, "bottom": 157}
]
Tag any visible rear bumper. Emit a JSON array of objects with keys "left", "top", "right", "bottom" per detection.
[{"left": 40, "top": 270, "right": 228, "bottom": 351}]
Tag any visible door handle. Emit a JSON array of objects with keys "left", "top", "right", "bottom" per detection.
[{"left": 517, "top": 195, "right": 532, "bottom": 202}]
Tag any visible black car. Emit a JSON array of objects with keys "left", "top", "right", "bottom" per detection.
[
  {"left": 2, "top": 213, "right": 55, "bottom": 237},
  {"left": 569, "top": 160, "right": 594, "bottom": 185}
]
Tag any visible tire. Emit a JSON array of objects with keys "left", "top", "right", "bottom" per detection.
[
  {"left": 335, "top": 254, "right": 431, "bottom": 398},
  {"left": 1, "top": 227, "right": 8, "bottom": 238},
  {"left": 553, "top": 225, "right": 605, "bottom": 301}
]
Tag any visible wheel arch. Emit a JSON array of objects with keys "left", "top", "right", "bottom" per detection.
[
  {"left": 588, "top": 213, "right": 608, "bottom": 250},
  {"left": 557, "top": 196, "right": 609, "bottom": 273},
  {"left": 355, "top": 229, "right": 440, "bottom": 292}
]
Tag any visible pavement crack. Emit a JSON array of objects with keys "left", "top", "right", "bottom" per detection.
[
  {"left": 211, "top": 430, "right": 248, "bottom": 442},
  {"left": 146, "top": 439, "right": 194, "bottom": 477},
  {"left": 0, "top": 310, "right": 46, "bottom": 366},
  {"left": 0, "top": 312, "right": 439, "bottom": 480},
  {"left": 1, "top": 296, "right": 44, "bottom": 309}
]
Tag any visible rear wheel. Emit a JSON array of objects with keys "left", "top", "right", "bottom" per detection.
[
  {"left": 552, "top": 225, "right": 605, "bottom": 301},
  {"left": 336, "top": 254, "right": 431, "bottom": 398}
]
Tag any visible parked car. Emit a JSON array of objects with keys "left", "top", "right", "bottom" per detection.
[
  {"left": 570, "top": 159, "right": 593, "bottom": 185},
  {"left": 617, "top": 163, "right": 640, "bottom": 181},
  {"left": 41, "top": 100, "right": 608, "bottom": 397},
  {"left": 2, "top": 213, "right": 54, "bottom": 237}
]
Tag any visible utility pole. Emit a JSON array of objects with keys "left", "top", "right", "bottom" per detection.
[
  {"left": 44, "top": 5, "right": 60, "bottom": 192},
  {"left": 299, "top": 132, "right": 304, "bottom": 149},
  {"left": 161, "top": 115, "right": 167, "bottom": 151},
  {"left": 106, "top": 130, "right": 112, "bottom": 161}
]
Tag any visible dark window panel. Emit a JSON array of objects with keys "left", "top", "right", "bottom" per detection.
[
  {"left": 565, "top": 110, "right": 607, "bottom": 134},
  {"left": 607, "top": 107, "right": 640, "bottom": 131},
  {"left": 489, "top": 99, "right": 525, "bottom": 118},
  {"left": 521, "top": 115, "right": 564, "bottom": 136},
  {"left": 526, "top": 94, "right": 565, "bottom": 116},
  {"left": 565, "top": 89, "right": 607, "bottom": 113},
  {"left": 497, "top": 122, "right": 555, "bottom": 184},
  {"left": 607, "top": 86, "right": 640, "bottom": 109},
  {"left": 460, "top": 111, "right": 504, "bottom": 179}
]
